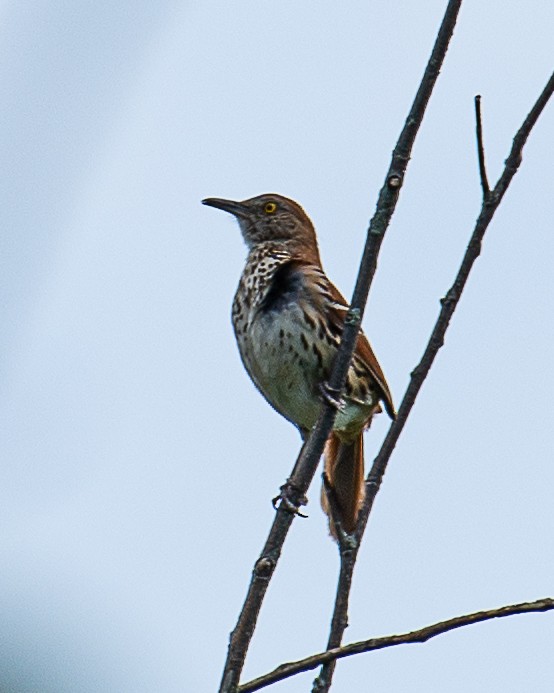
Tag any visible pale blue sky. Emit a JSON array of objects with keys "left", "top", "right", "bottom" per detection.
[{"left": 1, "top": 2, "right": 553, "bottom": 691}]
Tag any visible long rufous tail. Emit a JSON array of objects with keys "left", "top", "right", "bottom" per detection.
[{"left": 321, "top": 432, "right": 365, "bottom": 538}]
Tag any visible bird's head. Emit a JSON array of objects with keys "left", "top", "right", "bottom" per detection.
[{"left": 202, "top": 193, "right": 320, "bottom": 261}]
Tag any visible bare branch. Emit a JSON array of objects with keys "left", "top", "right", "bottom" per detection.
[
  {"left": 239, "top": 598, "right": 554, "bottom": 692},
  {"left": 218, "top": 3, "right": 463, "bottom": 691},
  {"left": 474, "top": 95, "right": 491, "bottom": 197},
  {"left": 314, "top": 69, "right": 554, "bottom": 691}
]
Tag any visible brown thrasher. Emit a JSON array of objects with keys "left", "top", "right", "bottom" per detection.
[{"left": 202, "top": 193, "right": 395, "bottom": 537}]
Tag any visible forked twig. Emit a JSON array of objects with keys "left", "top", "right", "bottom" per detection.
[{"left": 313, "top": 72, "right": 554, "bottom": 692}]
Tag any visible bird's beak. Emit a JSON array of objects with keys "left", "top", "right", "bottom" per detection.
[{"left": 202, "top": 197, "right": 249, "bottom": 218}]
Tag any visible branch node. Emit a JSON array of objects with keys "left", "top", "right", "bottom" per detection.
[
  {"left": 342, "top": 534, "right": 358, "bottom": 551},
  {"left": 344, "top": 307, "right": 362, "bottom": 326},
  {"left": 254, "top": 556, "right": 275, "bottom": 579},
  {"left": 387, "top": 173, "right": 403, "bottom": 190}
]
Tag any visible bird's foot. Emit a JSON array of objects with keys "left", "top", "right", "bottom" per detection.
[
  {"left": 319, "top": 381, "right": 345, "bottom": 411},
  {"left": 272, "top": 481, "right": 308, "bottom": 518}
]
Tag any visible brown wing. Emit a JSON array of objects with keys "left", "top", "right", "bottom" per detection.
[
  {"left": 354, "top": 329, "right": 396, "bottom": 419},
  {"left": 300, "top": 262, "right": 396, "bottom": 419}
]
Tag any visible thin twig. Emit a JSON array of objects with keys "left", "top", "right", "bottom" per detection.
[
  {"left": 475, "top": 95, "right": 491, "bottom": 197},
  {"left": 238, "top": 598, "right": 554, "bottom": 692},
  {"left": 313, "top": 478, "right": 358, "bottom": 693},
  {"left": 314, "top": 70, "right": 554, "bottom": 692},
  {"left": 218, "top": 2, "right": 463, "bottom": 691},
  {"left": 312, "top": 538, "right": 357, "bottom": 693}
]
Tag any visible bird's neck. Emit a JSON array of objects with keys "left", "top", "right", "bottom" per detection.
[{"left": 247, "top": 240, "right": 321, "bottom": 267}]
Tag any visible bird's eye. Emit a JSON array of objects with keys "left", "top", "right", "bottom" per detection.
[{"left": 264, "top": 202, "right": 277, "bottom": 214}]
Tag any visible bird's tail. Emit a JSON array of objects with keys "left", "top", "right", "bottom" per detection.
[{"left": 321, "top": 432, "right": 365, "bottom": 539}]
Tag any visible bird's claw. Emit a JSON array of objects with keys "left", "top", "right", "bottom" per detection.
[
  {"left": 272, "top": 482, "right": 308, "bottom": 518},
  {"left": 319, "top": 382, "right": 345, "bottom": 411}
]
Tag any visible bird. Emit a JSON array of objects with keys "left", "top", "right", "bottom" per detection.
[{"left": 202, "top": 193, "right": 395, "bottom": 537}]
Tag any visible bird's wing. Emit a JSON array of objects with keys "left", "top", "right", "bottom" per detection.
[{"left": 300, "top": 263, "right": 396, "bottom": 420}]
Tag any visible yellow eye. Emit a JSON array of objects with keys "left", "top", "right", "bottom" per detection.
[{"left": 264, "top": 202, "right": 277, "bottom": 214}]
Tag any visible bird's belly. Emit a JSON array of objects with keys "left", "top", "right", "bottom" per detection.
[
  {"left": 246, "top": 307, "right": 322, "bottom": 430},
  {"left": 238, "top": 305, "right": 375, "bottom": 435}
]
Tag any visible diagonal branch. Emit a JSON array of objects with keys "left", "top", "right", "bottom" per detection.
[
  {"left": 218, "top": 2, "right": 463, "bottom": 691},
  {"left": 313, "top": 70, "right": 554, "bottom": 691},
  {"left": 220, "top": 0, "right": 462, "bottom": 693},
  {"left": 239, "top": 598, "right": 554, "bottom": 692}
]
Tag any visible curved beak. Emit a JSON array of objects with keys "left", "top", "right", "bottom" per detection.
[{"left": 202, "top": 197, "right": 249, "bottom": 218}]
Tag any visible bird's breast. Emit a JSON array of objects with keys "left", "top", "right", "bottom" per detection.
[{"left": 232, "top": 258, "right": 380, "bottom": 436}]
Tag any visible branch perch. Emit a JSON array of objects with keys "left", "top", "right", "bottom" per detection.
[
  {"left": 218, "top": 2, "right": 463, "bottom": 691},
  {"left": 239, "top": 598, "right": 554, "bottom": 692},
  {"left": 313, "top": 70, "right": 554, "bottom": 691}
]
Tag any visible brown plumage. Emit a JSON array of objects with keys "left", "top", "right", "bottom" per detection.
[{"left": 202, "top": 193, "right": 395, "bottom": 538}]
